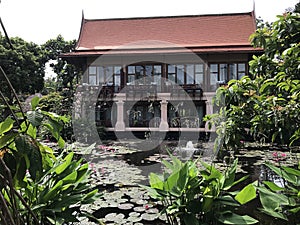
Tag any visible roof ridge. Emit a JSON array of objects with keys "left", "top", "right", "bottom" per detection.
[{"left": 83, "top": 11, "right": 254, "bottom": 22}]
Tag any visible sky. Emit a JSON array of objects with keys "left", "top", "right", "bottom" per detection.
[{"left": 0, "top": 0, "right": 299, "bottom": 45}]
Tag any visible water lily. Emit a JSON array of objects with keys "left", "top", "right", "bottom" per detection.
[{"left": 272, "top": 151, "right": 287, "bottom": 162}]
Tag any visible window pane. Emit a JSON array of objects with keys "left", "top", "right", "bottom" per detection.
[
  {"left": 136, "top": 66, "right": 143, "bottom": 75},
  {"left": 89, "top": 75, "right": 97, "bottom": 85},
  {"left": 195, "top": 73, "right": 203, "bottom": 85},
  {"left": 114, "top": 66, "right": 122, "bottom": 75},
  {"left": 168, "top": 65, "right": 176, "bottom": 82},
  {"left": 177, "top": 65, "right": 184, "bottom": 85},
  {"left": 238, "top": 63, "right": 246, "bottom": 80},
  {"left": 128, "top": 75, "right": 135, "bottom": 84},
  {"left": 128, "top": 66, "right": 135, "bottom": 74},
  {"left": 229, "top": 64, "right": 237, "bottom": 80},
  {"left": 168, "top": 65, "right": 176, "bottom": 73},
  {"left": 89, "top": 66, "right": 96, "bottom": 75},
  {"left": 145, "top": 65, "right": 153, "bottom": 77},
  {"left": 238, "top": 63, "right": 245, "bottom": 71},
  {"left": 195, "top": 64, "right": 203, "bottom": 73},
  {"left": 195, "top": 64, "right": 204, "bottom": 85},
  {"left": 219, "top": 64, "right": 227, "bottom": 83},
  {"left": 106, "top": 67, "right": 113, "bottom": 83},
  {"left": 154, "top": 65, "right": 162, "bottom": 75},
  {"left": 186, "top": 64, "right": 194, "bottom": 84},
  {"left": 168, "top": 74, "right": 175, "bottom": 83},
  {"left": 98, "top": 66, "right": 105, "bottom": 84},
  {"left": 210, "top": 64, "right": 218, "bottom": 89}
]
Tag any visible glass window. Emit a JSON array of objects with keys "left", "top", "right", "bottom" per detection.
[
  {"left": 89, "top": 66, "right": 97, "bottom": 75},
  {"left": 88, "top": 75, "right": 97, "bottom": 85},
  {"left": 127, "top": 66, "right": 136, "bottom": 84},
  {"left": 219, "top": 64, "right": 227, "bottom": 83},
  {"left": 177, "top": 65, "right": 184, "bottom": 85},
  {"left": 168, "top": 65, "right": 176, "bottom": 83},
  {"left": 114, "top": 66, "right": 122, "bottom": 88},
  {"left": 106, "top": 66, "right": 114, "bottom": 83},
  {"left": 153, "top": 65, "right": 162, "bottom": 84},
  {"left": 229, "top": 64, "right": 237, "bottom": 81},
  {"left": 210, "top": 64, "right": 218, "bottom": 85},
  {"left": 98, "top": 66, "right": 105, "bottom": 84},
  {"left": 145, "top": 65, "right": 152, "bottom": 77},
  {"left": 195, "top": 64, "right": 204, "bottom": 85},
  {"left": 238, "top": 63, "right": 246, "bottom": 79},
  {"left": 88, "top": 66, "right": 97, "bottom": 85},
  {"left": 186, "top": 64, "right": 194, "bottom": 84}
]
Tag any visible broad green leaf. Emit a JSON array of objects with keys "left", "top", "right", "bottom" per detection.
[
  {"left": 149, "top": 172, "right": 164, "bottom": 190},
  {"left": 223, "top": 159, "right": 238, "bottom": 189},
  {"left": 262, "top": 181, "right": 284, "bottom": 191},
  {"left": 235, "top": 182, "right": 257, "bottom": 205},
  {"left": 43, "top": 180, "right": 63, "bottom": 202},
  {"left": 0, "top": 117, "right": 14, "bottom": 135},
  {"left": 289, "top": 206, "right": 300, "bottom": 214},
  {"left": 57, "top": 136, "right": 65, "bottom": 149},
  {"left": 83, "top": 189, "right": 98, "bottom": 202},
  {"left": 140, "top": 184, "right": 162, "bottom": 199},
  {"left": 224, "top": 175, "right": 249, "bottom": 191},
  {"left": 257, "top": 186, "right": 289, "bottom": 211},
  {"left": 177, "top": 162, "right": 190, "bottom": 192},
  {"left": 55, "top": 152, "right": 74, "bottom": 175},
  {"left": 265, "top": 163, "right": 297, "bottom": 184},
  {"left": 30, "top": 96, "right": 40, "bottom": 110},
  {"left": 217, "top": 212, "right": 258, "bottom": 224},
  {"left": 259, "top": 208, "right": 287, "bottom": 220},
  {"left": 26, "top": 110, "right": 43, "bottom": 127},
  {"left": 282, "top": 166, "right": 300, "bottom": 177},
  {"left": 0, "top": 132, "right": 17, "bottom": 149},
  {"left": 26, "top": 124, "right": 37, "bottom": 139},
  {"left": 62, "top": 171, "right": 77, "bottom": 184},
  {"left": 28, "top": 147, "right": 43, "bottom": 181},
  {"left": 217, "top": 195, "right": 240, "bottom": 207},
  {"left": 165, "top": 170, "right": 179, "bottom": 191},
  {"left": 15, "top": 135, "right": 38, "bottom": 156}
]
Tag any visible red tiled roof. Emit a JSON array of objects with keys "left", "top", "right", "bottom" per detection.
[{"left": 71, "top": 12, "right": 259, "bottom": 55}]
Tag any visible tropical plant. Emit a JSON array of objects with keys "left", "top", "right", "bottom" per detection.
[
  {"left": 257, "top": 162, "right": 300, "bottom": 223},
  {"left": 0, "top": 67, "right": 100, "bottom": 225},
  {"left": 205, "top": 11, "right": 300, "bottom": 151},
  {"left": 143, "top": 155, "right": 258, "bottom": 225}
]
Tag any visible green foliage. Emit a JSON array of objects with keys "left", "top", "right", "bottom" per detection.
[
  {"left": 206, "top": 12, "right": 300, "bottom": 151},
  {"left": 42, "top": 35, "right": 82, "bottom": 91},
  {"left": 143, "top": 156, "right": 258, "bottom": 225},
  {"left": 0, "top": 34, "right": 47, "bottom": 99},
  {"left": 257, "top": 162, "right": 300, "bottom": 222},
  {"left": 0, "top": 97, "right": 100, "bottom": 225}
]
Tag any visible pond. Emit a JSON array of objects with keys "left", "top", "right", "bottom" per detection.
[{"left": 73, "top": 140, "right": 299, "bottom": 225}]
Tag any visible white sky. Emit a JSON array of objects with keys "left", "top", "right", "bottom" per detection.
[{"left": 0, "top": 0, "right": 299, "bottom": 44}]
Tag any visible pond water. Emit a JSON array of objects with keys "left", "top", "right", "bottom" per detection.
[{"left": 74, "top": 140, "right": 299, "bottom": 225}]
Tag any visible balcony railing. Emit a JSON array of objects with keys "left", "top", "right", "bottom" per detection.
[{"left": 79, "top": 83, "right": 203, "bottom": 100}]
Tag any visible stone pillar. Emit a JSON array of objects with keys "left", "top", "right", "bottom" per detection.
[
  {"left": 115, "top": 93, "right": 126, "bottom": 131},
  {"left": 159, "top": 99, "right": 169, "bottom": 131}
]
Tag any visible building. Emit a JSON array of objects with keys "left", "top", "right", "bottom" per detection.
[{"left": 62, "top": 11, "right": 262, "bottom": 139}]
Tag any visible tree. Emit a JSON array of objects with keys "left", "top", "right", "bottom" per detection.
[
  {"left": 42, "top": 35, "right": 82, "bottom": 92},
  {"left": 208, "top": 11, "right": 300, "bottom": 149},
  {"left": 0, "top": 34, "right": 47, "bottom": 99}
]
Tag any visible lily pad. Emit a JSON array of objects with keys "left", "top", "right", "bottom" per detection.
[
  {"left": 118, "top": 203, "right": 134, "bottom": 210},
  {"left": 133, "top": 206, "right": 146, "bottom": 212},
  {"left": 129, "top": 212, "right": 140, "bottom": 217},
  {"left": 141, "top": 213, "right": 158, "bottom": 221}
]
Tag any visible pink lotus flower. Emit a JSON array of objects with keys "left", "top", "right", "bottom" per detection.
[{"left": 272, "top": 151, "right": 287, "bottom": 162}]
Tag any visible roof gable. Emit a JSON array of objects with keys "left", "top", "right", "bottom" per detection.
[{"left": 74, "top": 12, "right": 258, "bottom": 54}]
